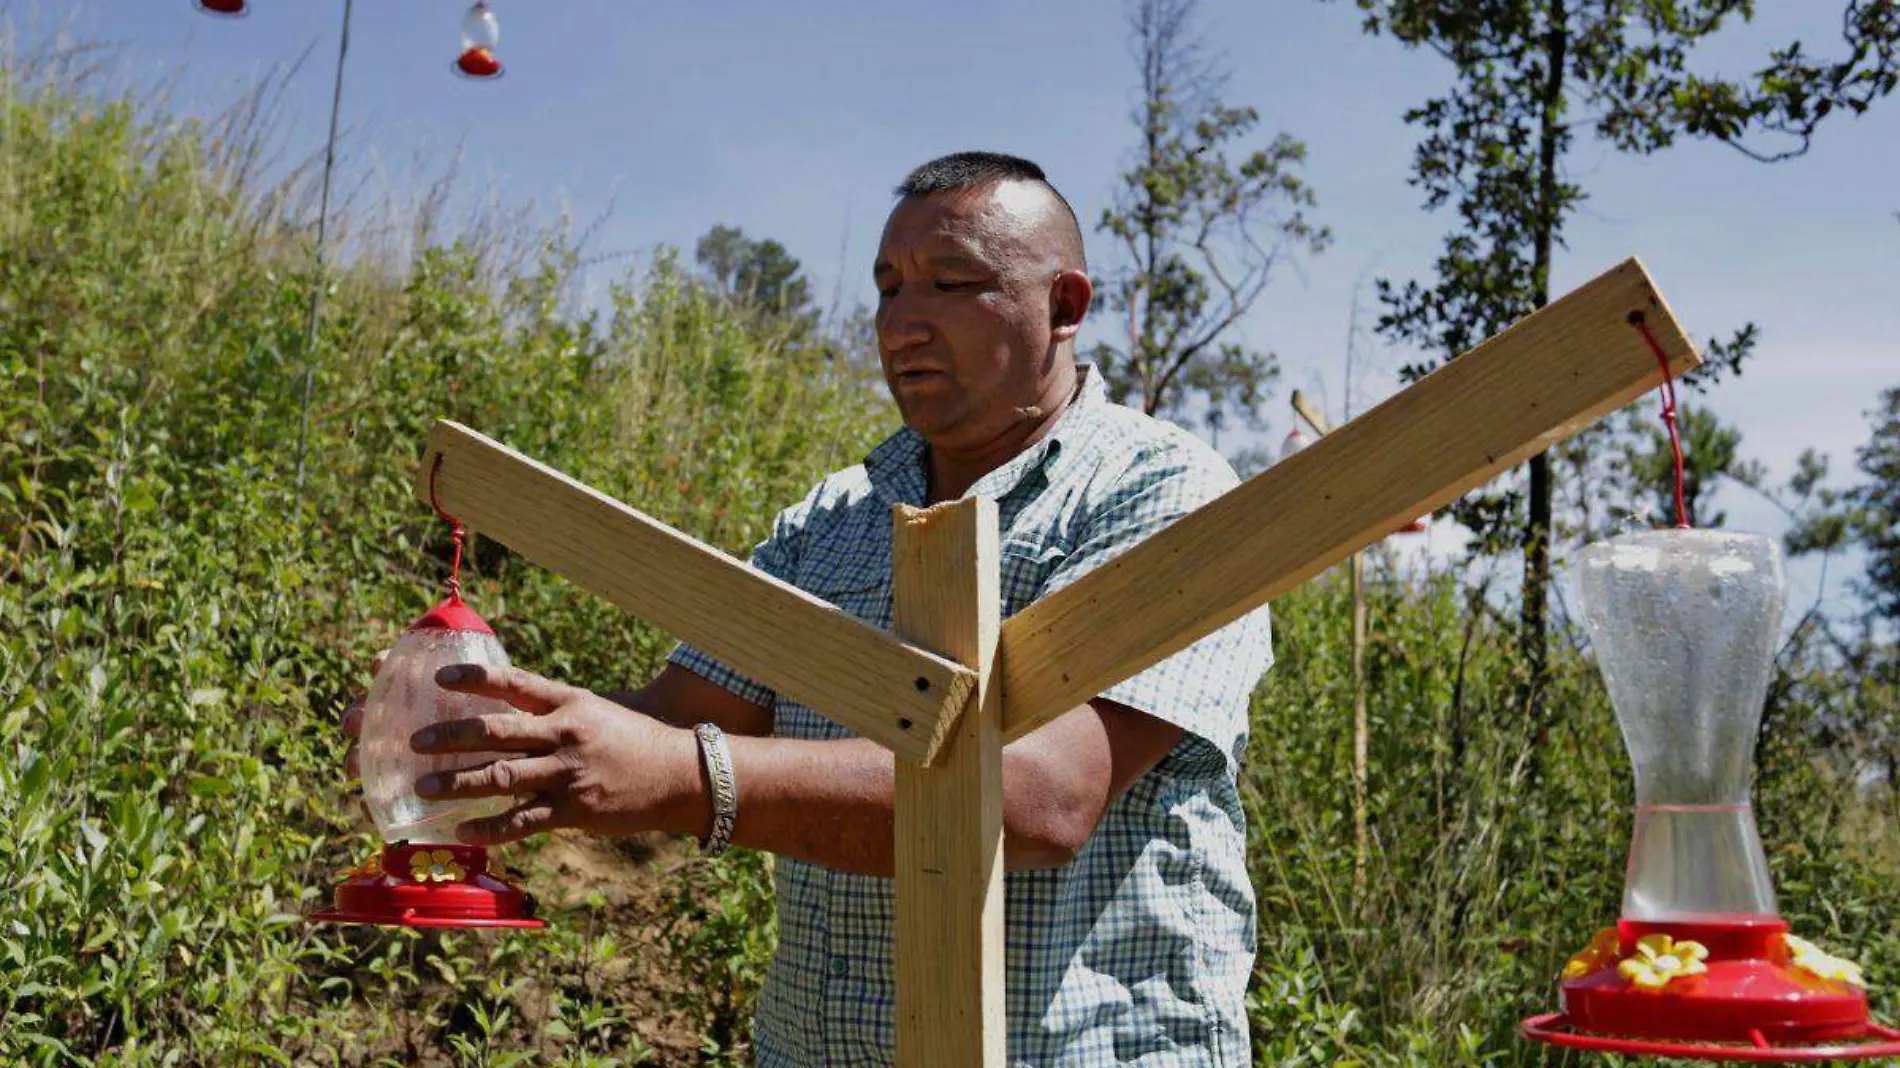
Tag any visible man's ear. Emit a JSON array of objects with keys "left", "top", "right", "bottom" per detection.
[{"left": 1049, "top": 269, "right": 1093, "bottom": 344}]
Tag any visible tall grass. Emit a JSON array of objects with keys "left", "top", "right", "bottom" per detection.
[{"left": 2, "top": 54, "right": 1894, "bottom": 1067}]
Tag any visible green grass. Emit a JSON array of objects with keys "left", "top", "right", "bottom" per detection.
[{"left": 2, "top": 66, "right": 1894, "bottom": 1066}]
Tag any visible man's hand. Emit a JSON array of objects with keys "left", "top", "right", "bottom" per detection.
[{"left": 411, "top": 664, "right": 707, "bottom": 846}]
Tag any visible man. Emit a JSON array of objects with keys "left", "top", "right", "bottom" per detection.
[{"left": 344, "top": 151, "right": 1274, "bottom": 1065}]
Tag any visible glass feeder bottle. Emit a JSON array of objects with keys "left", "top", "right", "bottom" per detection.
[
  {"left": 1576, "top": 529, "right": 1785, "bottom": 923},
  {"left": 358, "top": 594, "right": 518, "bottom": 844},
  {"left": 456, "top": 2, "right": 503, "bottom": 78}
]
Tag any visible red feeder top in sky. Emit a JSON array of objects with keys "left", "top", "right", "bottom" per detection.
[
  {"left": 193, "top": 0, "right": 249, "bottom": 17},
  {"left": 456, "top": 2, "right": 504, "bottom": 79}
]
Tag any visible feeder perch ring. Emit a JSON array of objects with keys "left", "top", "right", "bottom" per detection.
[{"left": 1522, "top": 1013, "right": 1900, "bottom": 1062}]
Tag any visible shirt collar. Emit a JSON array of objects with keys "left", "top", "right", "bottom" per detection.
[{"left": 865, "top": 363, "right": 1108, "bottom": 507}]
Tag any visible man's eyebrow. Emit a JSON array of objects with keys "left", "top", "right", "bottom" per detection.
[{"left": 928, "top": 251, "right": 989, "bottom": 273}]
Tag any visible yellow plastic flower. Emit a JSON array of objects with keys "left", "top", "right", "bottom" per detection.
[
  {"left": 1785, "top": 934, "right": 1866, "bottom": 988},
  {"left": 1564, "top": 927, "right": 1621, "bottom": 979},
  {"left": 1617, "top": 933, "right": 1709, "bottom": 992},
  {"left": 408, "top": 849, "right": 465, "bottom": 884}
]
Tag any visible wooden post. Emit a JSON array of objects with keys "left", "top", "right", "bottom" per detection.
[{"left": 891, "top": 499, "right": 1006, "bottom": 1067}]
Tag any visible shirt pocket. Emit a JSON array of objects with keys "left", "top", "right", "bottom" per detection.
[
  {"left": 795, "top": 541, "right": 891, "bottom": 629},
  {"left": 805, "top": 575, "right": 889, "bottom": 629},
  {"left": 791, "top": 505, "right": 893, "bottom": 628},
  {"left": 999, "top": 535, "right": 1069, "bottom": 616}
]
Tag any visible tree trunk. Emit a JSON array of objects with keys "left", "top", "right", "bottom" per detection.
[{"left": 1521, "top": 0, "right": 1567, "bottom": 714}]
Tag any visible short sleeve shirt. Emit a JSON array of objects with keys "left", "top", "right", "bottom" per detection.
[{"left": 668, "top": 364, "right": 1274, "bottom": 1067}]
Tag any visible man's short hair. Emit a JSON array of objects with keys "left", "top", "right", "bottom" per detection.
[{"left": 895, "top": 151, "right": 1086, "bottom": 270}]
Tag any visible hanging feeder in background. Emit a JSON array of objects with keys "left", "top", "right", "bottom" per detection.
[
  {"left": 1279, "top": 427, "right": 1311, "bottom": 461},
  {"left": 455, "top": 1, "right": 504, "bottom": 79},
  {"left": 311, "top": 464, "right": 544, "bottom": 930},
  {"left": 193, "top": 0, "right": 249, "bottom": 17}
]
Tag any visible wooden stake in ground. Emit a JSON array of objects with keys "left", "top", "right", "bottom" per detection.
[
  {"left": 415, "top": 255, "right": 1700, "bottom": 1068},
  {"left": 1291, "top": 390, "right": 1370, "bottom": 901}
]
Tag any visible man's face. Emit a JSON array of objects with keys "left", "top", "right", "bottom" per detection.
[{"left": 872, "top": 183, "right": 1061, "bottom": 449}]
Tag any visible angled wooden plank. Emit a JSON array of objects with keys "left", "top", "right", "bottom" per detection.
[
  {"left": 999, "top": 257, "right": 1700, "bottom": 740},
  {"left": 414, "top": 420, "right": 977, "bottom": 765},
  {"left": 892, "top": 499, "right": 1005, "bottom": 1068}
]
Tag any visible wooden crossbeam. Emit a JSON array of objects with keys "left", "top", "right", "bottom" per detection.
[
  {"left": 891, "top": 499, "right": 1006, "bottom": 1066},
  {"left": 414, "top": 420, "right": 978, "bottom": 766},
  {"left": 997, "top": 257, "right": 1700, "bottom": 740}
]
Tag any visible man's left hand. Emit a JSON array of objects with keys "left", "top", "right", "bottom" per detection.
[{"left": 411, "top": 664, "right": 706, "bottom": 845}]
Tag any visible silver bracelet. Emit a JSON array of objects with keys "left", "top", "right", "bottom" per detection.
[{"left": 693, "top": 722, "right": 737, "bottom": 857}]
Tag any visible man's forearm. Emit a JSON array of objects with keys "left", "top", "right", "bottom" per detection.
[
  {"left": 602, "top": 685, "right": 905, "bottom": 872},
  {"left": 721, "top": 731, "right": 1113, "bottom": 876},
  {"left": 727, "top": 735, "right": 900, "bottom": 876},
  {"left": 603, "top": 672, "right": 1160, "bottom": 876}
]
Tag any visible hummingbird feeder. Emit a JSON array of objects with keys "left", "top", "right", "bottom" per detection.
[
  {"left": 1521, "top": 329, "right": 1897, "bottom": 1060},
  {"left": 454, "top": 2, "right": 504, "bottom": 79},
  {"left": 192, "top": 0, "right": 249, "bottom": 17},
  {"left": 312, "top": 460, "right": 544, "bottom": 929}
]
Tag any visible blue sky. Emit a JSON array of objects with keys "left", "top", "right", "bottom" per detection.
[{"left": 19, "top": 0, "right": 1899, "bottom": 624}]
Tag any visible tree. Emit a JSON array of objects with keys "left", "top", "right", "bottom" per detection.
[
  {"left": 1780, "top": 386, "right": 1900, "bottom": 790},
  {"left": 1836, "top": 386, "right": 1900, "bottom": 628},
  {"left": 1093, "top": 0, "right": 1330, "bottom": 440},
  {"left": 695, "top": 224, "right": 814, "bottom": 319},
  {"left": 1340, "top": 0, "right": 1900, "bottom": 714}
]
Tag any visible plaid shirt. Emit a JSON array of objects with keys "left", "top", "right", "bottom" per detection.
[{"left": 669, "top": 365, "right": 1274, "bottom": 1066}]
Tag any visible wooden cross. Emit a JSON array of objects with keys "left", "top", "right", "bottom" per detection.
[{"left": 414, "top": 258, "right": 1699, "bottom": 1066}]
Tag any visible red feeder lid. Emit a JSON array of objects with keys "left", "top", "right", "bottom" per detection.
[{"left": 409, "top": 592, "right": 494, "bottom": 635}]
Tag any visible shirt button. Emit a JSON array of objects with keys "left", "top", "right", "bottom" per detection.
[{"left": 828, "top": 956, "right": 849, "bottom": 978}]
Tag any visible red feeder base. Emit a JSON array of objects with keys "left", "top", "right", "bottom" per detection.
[
  {"left": 310, "top": 842, "right": 544, "bottom": 930},
  {"left": 1522, "top": 917, "right": 1900, "bottom": 1061},
  {"left": 454, "top": 48, "right": 504, "bottom": 79}
]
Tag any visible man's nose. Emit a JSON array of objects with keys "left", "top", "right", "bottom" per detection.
[{"left": 877, "top": 295, "right": 931, "bottom": 352}]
